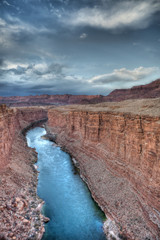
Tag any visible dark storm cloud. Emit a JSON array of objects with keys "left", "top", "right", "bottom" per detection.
[
  {"left": 33, "top": 63, "right": 65, "bottom": 76},
  {"left": 0, "top": 0, "right": 159, "bottom": 96},
  {"left": 28, "top": 77, "right": 94, "bottom": 95},
  {"left": 0, "top": 59, "right": 4, "bottom": 66},
  {"left": 0, "top": 61, "right": 65, "bottom": 78},
  {"left": 0, "top": 80, "right": 25, "bottom": 96},
  {"left": 0, "top": 64, "right": 29, "bottom": 76},
  {"left": 10, "top": 30, "right": 35, "bottom": 44},
  {"left": 0, "top": 60, "right": 86, "bottom": 96},
  {"left": 0, "top": 81, "right": 10, "bottom": 88}
]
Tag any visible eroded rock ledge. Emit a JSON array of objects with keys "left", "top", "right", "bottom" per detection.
[
  {"left": 47, "top": 98, "right": 160, "bottom": 240},
  {"left": 0, "top": 105, "right": 48, "bottom": 240}
]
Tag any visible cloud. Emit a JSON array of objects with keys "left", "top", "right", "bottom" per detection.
[
  {"left": 0, "top": 16, "right": 50, "bottom": 49},
  {"left": 0, "top": 0, "right": 159, "bottom": 96},
  {"left": 63, "top": 0, "right": 160, "bottom": 30},
  {"left": 3, "top": 0, "right": 12, "bottom": 7},
  {"left": 0, "top": 61, "right": 159, "bottom": 96},
  {"left": 0, "top": 59, "right": 4, "bottom": 67},
  {"left": 80, "top": 33, "right": 88, "bottom": 39},
  {"left": 0, "top": 18, "right": 6, "bottom": 27},
  {"left": 89, "top": 66, "right": 160, "bottom": 89},
  {"left": 0, "top": 60, "right": 84, "bottom": 95},
  {"left": 0, "top": 59, "right": 97, "bottom": 96},
  {"left": 0, "top": 61, "right": 65, "bottom": 78},
  {"left": 31, "top": 63, "right": 64, "bottom": 76}
]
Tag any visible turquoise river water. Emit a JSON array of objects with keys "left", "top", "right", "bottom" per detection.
[{"left": 26, "top": 127, "right": 106, "bottom": 240}]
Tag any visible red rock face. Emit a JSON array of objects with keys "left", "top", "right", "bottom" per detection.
[
  {"left": 0, "top": 105, "right": 18, "bottom": 167},
  {"left": 0, "top": 105, "right": 47, "bottom": 168},
  {"left": 47, "top": 107, "right": 160, "bottom": 239}
]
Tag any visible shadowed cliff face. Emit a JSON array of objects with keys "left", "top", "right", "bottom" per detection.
[
  {"left": 0, "top": 105, "right": 47, "bottom": 168},
  {"left": 47, "top": 99, "right": 160, "bottom": 240},
  {"left": 0, "top": 79, "right": 160, "bottom": 107},
  {"left": 0, "top": 105, "right": 18, "bottom": 167}
]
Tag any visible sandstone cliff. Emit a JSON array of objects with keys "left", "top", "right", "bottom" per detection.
[
  {"left": 0, "top": 105, "right": 48, "bottom": 239},
  {"left": 0, "top": 105, "right": 18, "bottom": 167},
  {"left": 0, "top": 105, "right": 47, "bottom": 168},
  {"left": 47, "top": 98, "right": 160, "bottom": 240}
]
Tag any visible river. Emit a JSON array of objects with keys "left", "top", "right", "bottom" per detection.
[{"left": 26, "top": 127, "right": 106, "bottom": 240}]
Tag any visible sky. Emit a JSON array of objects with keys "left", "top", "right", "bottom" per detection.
[{"left": 0, "top": 0, "right": 160, "bottom": 96}]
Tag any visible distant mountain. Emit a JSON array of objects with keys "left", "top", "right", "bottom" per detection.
[
  {"left": 0, "top": 79, "right": 160, "bottom": 106},
  {"left": 0, "top": 94, "right": 104, "bottom": 107},
  {"left": 106, "top": 78, "right": 160, "bottom": 102}
]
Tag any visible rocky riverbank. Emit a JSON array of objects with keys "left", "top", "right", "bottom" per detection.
[
  {"left": 0, "top": 132, "right": 45, "bottom": 240},
  {"left": 0, "top": 105, "right": 48, "bottom": 240}
]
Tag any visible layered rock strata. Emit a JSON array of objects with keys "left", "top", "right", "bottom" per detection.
[
  {"left": 0, "top": 94, "right": 104, "bottom": 107},
  {"left": 0, "top": 105, "right": 47, "bottom": 168},
  {"left": 107, "top": 78, "right": 160, "bottom": 101},
  {"left": 0, "top": 105, "right": 18, "bottom": 168},
  {"left": 47, "top": 98, "right": 160, "bottom": 240},
  {"left": 0, "top": 105, "right": 48, "bottom": 239}
]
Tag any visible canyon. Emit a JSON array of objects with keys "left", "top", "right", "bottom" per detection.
[
  {"left": 0, "top": 79, "right": 160, "bottom": 107},
  {"left": 0, "top": 80, "right": 160, "bottom": 239}
]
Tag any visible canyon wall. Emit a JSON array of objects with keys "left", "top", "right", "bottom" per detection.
[
  {"left": 0, "top": 105, "right": 47, "bottom": 168},
  {"left": 0, "top": 99, "right": 160, "bottom": 239},
  {"left": 0, "top": 105, "right": 48, "bottom": 240},
  {"left": 47, "top": 100, "right": 160, "bottom": 240},
  {"left": 0, "top": 105, "right": 18, "bottom": 167}
]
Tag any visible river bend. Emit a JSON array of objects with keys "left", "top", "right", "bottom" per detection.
[{"left": 26, "top": 127, "right": 106, "bottom": 240}]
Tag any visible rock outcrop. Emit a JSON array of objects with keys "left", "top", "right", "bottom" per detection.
[{"left": 47, "top": 98, "right": 160, "bottom": 240}]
